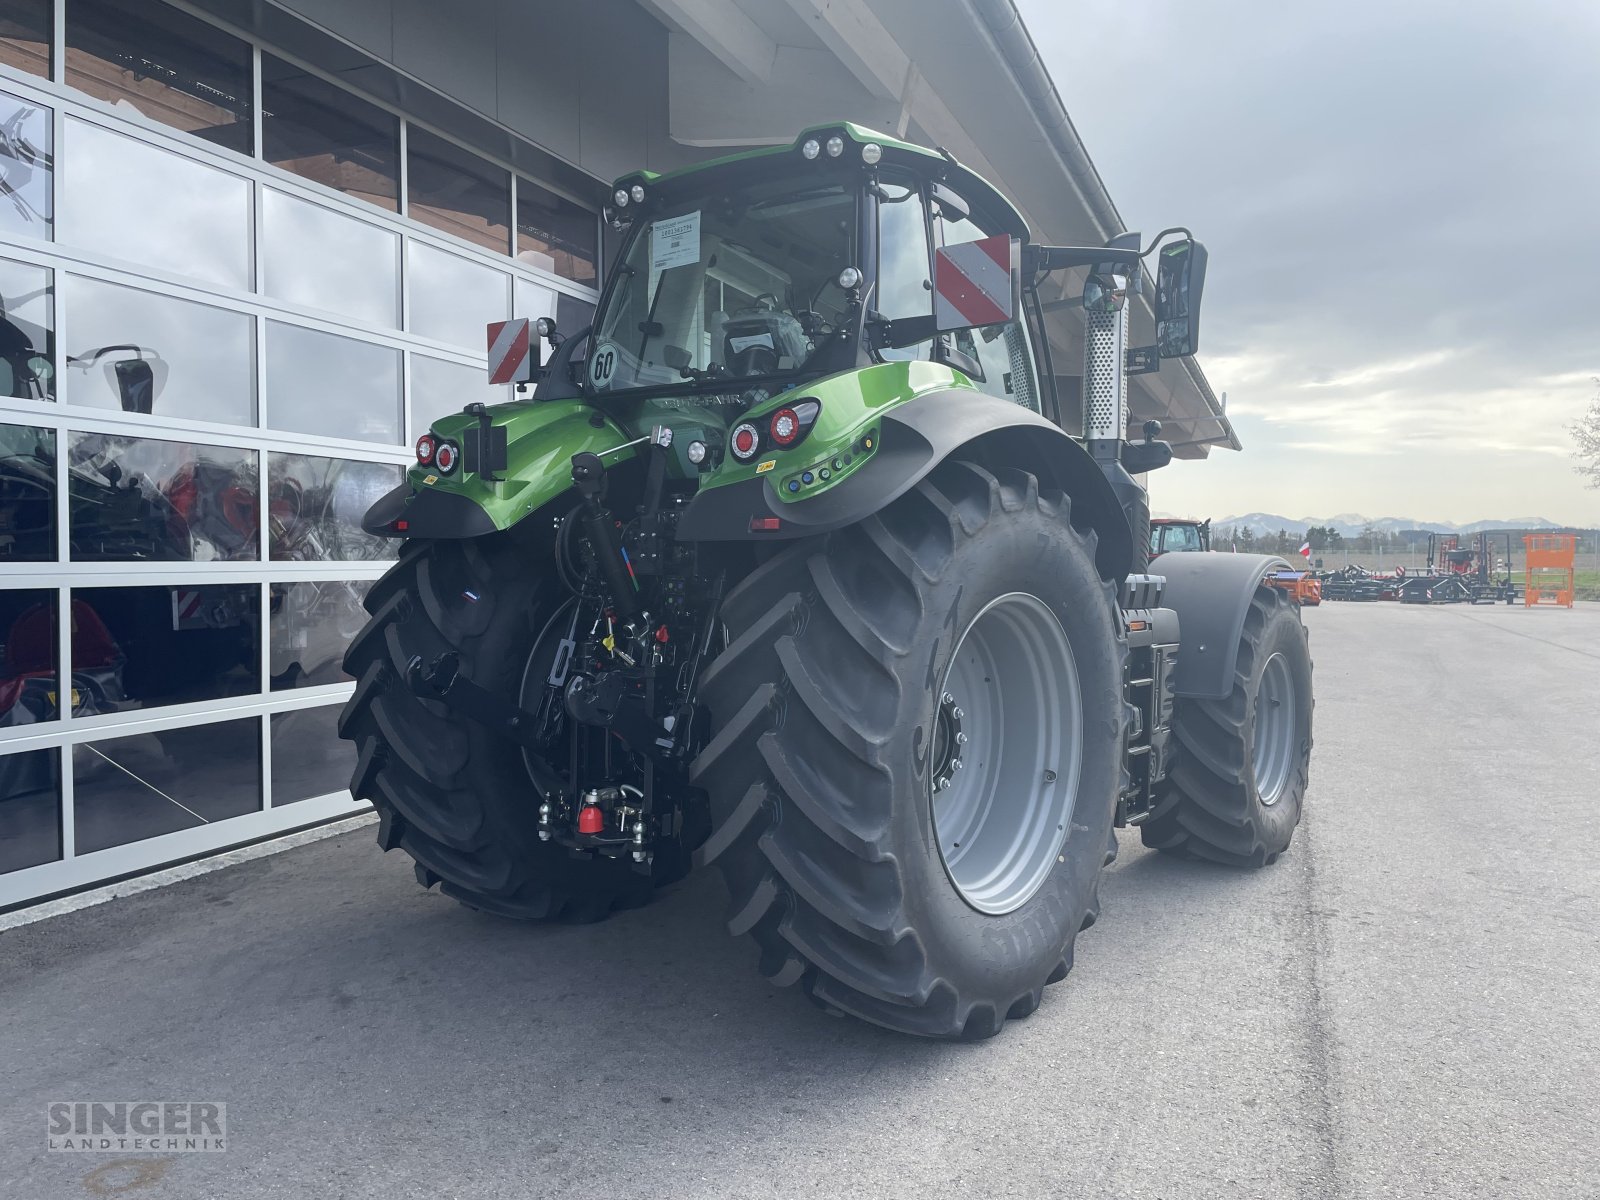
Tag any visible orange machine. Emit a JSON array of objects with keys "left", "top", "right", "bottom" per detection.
[
  {"left": 1523, "top": 534, "right": 1576, "bottom": 607},
  {"left": 1267, "top": 570, "right": 1322, "bottom": 607}
]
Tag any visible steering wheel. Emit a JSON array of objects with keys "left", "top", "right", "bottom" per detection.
[{"left": 749, "top": 292, "right": 782, "bottom": 313}]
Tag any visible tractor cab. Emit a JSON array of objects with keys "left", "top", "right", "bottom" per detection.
[
  {"left": 556, "top": 124, "right": 1044, "bottom": 441},
  {"left": 1149, "top": 517, "right": 1211, "bottom": 557}
]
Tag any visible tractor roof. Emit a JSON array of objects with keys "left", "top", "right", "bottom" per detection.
[{"left": 610, "top": 122, "right": 1030, "bottom": 240}]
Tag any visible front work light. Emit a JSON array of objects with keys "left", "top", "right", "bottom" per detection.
[
  {"left": 614, "top": 188, "right": 629, "bottom": 207},
  {"left": 825, "top": 135, "right": 845, "bottom": 158},
  {"left": 837, "top": 266, "right": 862, "bottom": 290},
  {"left": 801, "top": 138, "right": 821, "bottom": 160},
  {"left": 630, "top": 184, "right": 645, "bottom": 204},
  {"left": 861, "top": 142, "right": 883, "bottom": 165}
]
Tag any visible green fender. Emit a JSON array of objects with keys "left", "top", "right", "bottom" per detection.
[
  {"left": 677, "top": 387, "right": 1135, "bottom": 582},
  {"left": 362, "top": 400, "right": 636, "bottom": 539}
]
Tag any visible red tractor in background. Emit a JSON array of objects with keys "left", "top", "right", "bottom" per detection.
[{"left": 1148, "top": 516, "right": 1211, "bottom": 556}]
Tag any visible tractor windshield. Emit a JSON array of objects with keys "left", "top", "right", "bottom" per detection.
[{"left": 585, "top": 179, "right": 856, "bottom": 398}]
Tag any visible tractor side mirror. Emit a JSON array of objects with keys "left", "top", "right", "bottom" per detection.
[
  {"left": 109, "top": 354, "right": 167, "bottom": 414},
  {"left": 932, "top": 234, "right": 1020, "bottom": 334},
  {"left": 1155, "top": 238, "right": 1207, "bottom": 358}
]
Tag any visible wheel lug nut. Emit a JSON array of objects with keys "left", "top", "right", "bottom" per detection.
[
  {"left": 942, "top": 692, "right": 954, "bottom": 705},
  {"left": 952, "top": 707, "right": 964, "bottom": 720},
  {"left": 955, "top": 732, "right": 968, "bottom": 745},
  {"left": 952, "top": 759, "right": 964, "bottom": 771}
]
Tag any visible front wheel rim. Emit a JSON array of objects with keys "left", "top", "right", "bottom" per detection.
[
  {"left": 1253, "top": 651, "right": 1297, "bottom": 805},
  {"left": 930, "top": 592, "right": 1083, "bottom": 916}
]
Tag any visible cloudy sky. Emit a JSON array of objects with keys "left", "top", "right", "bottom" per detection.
[{"left": 1016, "top": 0, "right": 1600, "bottom": 524}]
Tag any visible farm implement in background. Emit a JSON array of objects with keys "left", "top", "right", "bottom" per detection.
[{"left": 1398, "top": 533, "right": 1518, "bottom": 605}]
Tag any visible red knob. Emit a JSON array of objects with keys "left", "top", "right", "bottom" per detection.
[{"left": 577, "top": 805, "right": 604, "bottom": 835}]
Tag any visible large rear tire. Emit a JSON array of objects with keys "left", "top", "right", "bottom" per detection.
[
  {"left": 338, "top": 531, "right": 683, "bottom": 921},
  {"left": 690, "top": 460, "right": 1125, "bottom": 1039},
  {"left": 1140, "top": 585, "right": 1312, "bottom": 865}
]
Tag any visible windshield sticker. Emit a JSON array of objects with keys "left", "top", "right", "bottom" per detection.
[
  {"left": 728, "top": 332, "right": 774, "bottom": 354},
  {"left": 589, "top": 340, "right": 621, "bottom": 390},
  {"left": 652, "top": 211, "right": 701, "bottom": 271}
]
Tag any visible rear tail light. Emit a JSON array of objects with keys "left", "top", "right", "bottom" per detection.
[
  {"left": 769, "top": 407, "right": 801, "bottom": 446},
  {"left": 731, "top": 399, "right": 822, "bottom": 464},
  {"left": 416, "top": 434, "right": 436, "bottom": 465},
  {"left": 772, "top": 398, "right": 821, "bottom": 449},
  {"left": 730, "top": 422, "right": 761, "bottom": 462},
  {"left": 434, "top": 441, "right": 458, "bottom": 473}
]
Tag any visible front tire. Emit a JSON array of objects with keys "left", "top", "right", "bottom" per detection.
[
  {"left": 690, "top": 460, "right": 1126, "bottom": 1039},
  {"left": 1141, "top": 585, "right": 1313, "bottom": 865}
]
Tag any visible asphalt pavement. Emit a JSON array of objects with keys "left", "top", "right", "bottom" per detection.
[{"left": 2, "top": 601, "right": 1597, "bottom": 1199}]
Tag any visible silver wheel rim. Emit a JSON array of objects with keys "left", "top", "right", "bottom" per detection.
[
  {"left": 930, "top": 592, "right": 1082, "bottom": 916},
  {"left": 1253, "top": 651, "right": 1296, "bottom": 805}
]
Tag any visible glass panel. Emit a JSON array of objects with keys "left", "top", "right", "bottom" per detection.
[
  {"left": 262, "top": 188, "right": 398, "bottom": 327},
  {"left": 0, "top": 256, "right": 55, "bottom": 400},
  {"left": 261, "top": 52, "right": 400, "bottom": 211},
  {"left": 264, "top": 321, "right": 400, "bottom": 444},
  {"left": 516, "top": 178, "right": 597, "bottom": 287},
  {"left": 270, "top": 579, "right": 371, "bottom": 690},
  {"left": 74, "top": 717, "right": 261, "bottom": 854},
  {"left": 0, "top": 422, "right": 54, "bottom": 560},
  {"left": 406, "top": 126, "right": 509, "bottom": 254},
  {"left": 407, "top": 240, "right": 509, "bottom": 351},
  {"left": 0, "top": 87, "right": 52, "bottom": 239},
  {"left": 268, "top": 453, "right": 401, "bottom": 562},
  {"left": 0, "top": 587, "right": 56, "bottom": 726},
  {"left": 270, "top": 704, "right": 353, "bottom": 805},
  {"left": 588, "top": 181, "right": 852, "bottom": 394},
  {"left": 64, "top": 275, "right": 254, "bottom": 425},
  {"left": 62, "top": 119, "right": 251, "bottom": 289},
  {"left": 556, "top": 293, "right": 596, "bottom": 351},
  {"left": 64, "top": 0, "right": 252, "bottom": 155},
  {"left": 411, "top": 353, "right": 507, "bottom": 435},
  {"left": 0, "top": 745, "right": 59, "bottom": 873},
  {"left": 876, "top": 177, "right": 932, "bottom": 360},
  {"left": 0, "top": 0, "right": 50, "bottom": 79},
  {"left": 513, "top": 276, "right": 558, "bottom": 329},
  {"left": 67, "top": 431, "right": 258, "bottom": 562},
  {"left": 73, "top": 584, "right": 259, "bottom": 713},
  {"left": 938, "top": 214, "right": 1036, "bottom": 408}
]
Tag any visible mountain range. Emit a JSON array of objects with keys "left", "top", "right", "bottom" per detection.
[{"left": 1176, "top": 513, "right": 1573, "bottom": 538}]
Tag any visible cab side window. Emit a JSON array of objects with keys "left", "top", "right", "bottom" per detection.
[
  {"left": 875, "top": 177, "right": 933, "bottom": 361},
  {"left": 937, "top": 213, "right": 1040, "bottom": 412}
]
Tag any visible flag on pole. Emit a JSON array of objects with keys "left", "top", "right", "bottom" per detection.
[{"left": 1298, "top": 541, "right": 1312, "bottom": 559}]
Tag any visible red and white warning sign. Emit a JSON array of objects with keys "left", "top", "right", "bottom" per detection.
[
  {"left": 486, "top": 318, "right": 535, "bottom": 385},
  {"left": 172, "top": 589, "right": 204, "bottom": 629},
  {"left": 933, "top": 233, "right": 1019, "bottom": 330}
]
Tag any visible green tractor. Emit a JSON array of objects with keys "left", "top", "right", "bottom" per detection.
[{"left": 339, "top": 124, "right": 1313, "bottom": 1039}]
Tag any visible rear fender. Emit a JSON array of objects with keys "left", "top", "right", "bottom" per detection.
[
  {"left": 676, "top": 388, "right": 1134, "bottom": 581},
  {"left": 363, "top": 399, "right": 635, "bottom": 539},
  {"left": 1158, "top": 552, "right": 1292, "bottom": 699}
]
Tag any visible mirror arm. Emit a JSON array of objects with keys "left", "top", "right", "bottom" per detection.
[{"left": 1025, "top": 245, "right": 1142, "bottom": 274}]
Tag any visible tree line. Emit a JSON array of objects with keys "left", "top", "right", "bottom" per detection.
[{"left": 1210, "top": 525, "right": 1418, "bottom": 555}]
